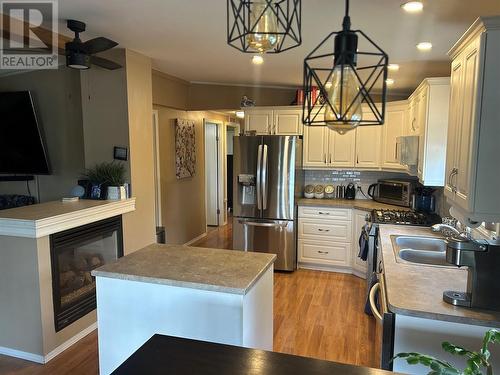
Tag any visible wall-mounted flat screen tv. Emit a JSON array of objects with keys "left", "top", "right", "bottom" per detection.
[{"left": 0, "top": 91, "right": 50, "bottom": 174}]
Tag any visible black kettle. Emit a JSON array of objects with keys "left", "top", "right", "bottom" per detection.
[{"left": 345, "top": 183, "right": 356, "bottom": 200}]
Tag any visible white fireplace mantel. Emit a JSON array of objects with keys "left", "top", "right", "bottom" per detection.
[{"left": 0, "top": 199, "right": 136, "bottom": 238}]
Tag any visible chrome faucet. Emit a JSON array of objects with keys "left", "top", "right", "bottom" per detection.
[
  {"left": 431, "top": 223, "right": 461, "bottom": 236},
  {"left": 431, "top": 223, "right": 471, "bottom": 239}
]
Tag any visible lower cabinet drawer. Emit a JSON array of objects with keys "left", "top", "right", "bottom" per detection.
[
  {"left": 298, "top": 239, "right": 351, "bottom": 267},
  {"left": 298, "top": 206, "right": 352, "bottom": 221},
  {"left": 298, "top": 219, "right": 351, "bottom": 241}
]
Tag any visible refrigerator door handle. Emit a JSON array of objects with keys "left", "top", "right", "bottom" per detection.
[
  {"left": 238, "top": 219, "right": 285, "bottom": 228},
  {"left": 256, "top": 144, "right": 263, "bottom": 211},
  {"left": 262, "top": 144, "right": 269, "bottom": 210}
]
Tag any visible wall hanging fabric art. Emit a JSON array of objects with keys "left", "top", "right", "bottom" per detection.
[{"left": 175, "top": 119, "right": 196, "bottom": 179}]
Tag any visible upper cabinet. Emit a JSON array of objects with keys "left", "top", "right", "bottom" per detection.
[
  {"left": 407, "top": 78, "right": 450, "bottom": 187},
  {"left": 381, "top": 101, "right": 407, "bottom": 170},
  {"left": 355, "top": 108, "right": 382, "bottom": 169},
  {"left": 445, "top": 17, "right": 500, "bottom": 223},
  {"left": 303, "top": 125, "right": 356, "bottom": 168},
  {"left": 244, "top": 107, "right": 303, "bottom": 135}
]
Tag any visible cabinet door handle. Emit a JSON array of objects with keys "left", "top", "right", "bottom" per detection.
[
  {"left": 411, "top": 118, "right": 416, "bottom": 132},
  {"left": 317, "top": 229, "right": 330, "bottom": 232},
  {"left": 318, "top": 251, "right": 329, "bottom": 255},
  {"left": 394, "top": 142, "right": 398, "bottom": 159},
  {"left": 318, "top": 212, "right": 330, "bottom": 215},
  {"left": 329, "top": 154, "right": 332, "bottom": 164},
  {"left": 324, "top": 154, "right": 327, "bottom": 164},
  {"left": 451, "top": 168, "right": 459, "bottom": 193}
]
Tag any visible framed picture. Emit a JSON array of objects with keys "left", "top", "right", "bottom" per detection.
[{"left": 175, "top": 119, "right": 196, "bottom": 179}]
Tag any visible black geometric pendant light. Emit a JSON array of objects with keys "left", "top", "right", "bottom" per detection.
[
  {"left": 302, "top": 0, "right": 389, "bottom": 134},
  {"left": 227, "top": 0, "right": 302, "bottom": 53}
]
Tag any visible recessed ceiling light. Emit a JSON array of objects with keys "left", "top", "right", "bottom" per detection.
[
  {"left": 401, "top": 1, "right": 423, "bottom": 13},
  {"left": 235, "top": 111, "right": 245, "bottom": 119},
  {"left": 417, "top": 42, "right": 433, "bottom": 51},
  {"left": 388, "top": 64, "right": 400, "bottom": 71},
  {"left": 386, "top": 78, "right": 395, "bottom": 85},
  {"left": 252, "top": 55, "right": 264, "bottom": 65}
]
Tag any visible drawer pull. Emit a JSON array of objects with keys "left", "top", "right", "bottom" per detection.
[
  {"left": 317, "top": 229, "right": 330, "bottom": 232},
  {"left": 318, "top": 251, "right": 329, "bottom": 254},
  {"left": 318, "top": 212, "right": 330, "bottom": 215}
]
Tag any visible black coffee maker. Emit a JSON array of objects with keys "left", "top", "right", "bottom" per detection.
[{"left": 413, "top": 187, "right": 435, "bottom": 213}]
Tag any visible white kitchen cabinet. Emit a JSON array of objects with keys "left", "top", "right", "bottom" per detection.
[
  {"left": 445, "top": 17, "right": 500, "bottom": 223},
  {"left": 298, "top": 207, "right": 352, "bottom": 270},
  {"left": 355, "top": 108, "right": 382, "bottom": 169},
  {"left": 352, "top": 210, "right": 368, "bottom": 278},
  {"left": 406, "top": 78, "right": 450, "bottom": 186},
  {"left": 303, "top": 125, "right": 329, "bottom": 167},
  {"left": 328, "top": 129, "right": 356, "bottom": 167},
  {"left": 244, "top": 107, "right": 302, "bottom": 135},
  {"left": 303, "top": 125, "right": 356, "bottom": 168},
  {"left": 381, "top": 101, "right": 407, "bottom": 170},
  {"left": 273, "top": 108, "right": 303, "bottom": 135},
  {"left": 244, "top": 108, "right": 273, "bottom": 134}
]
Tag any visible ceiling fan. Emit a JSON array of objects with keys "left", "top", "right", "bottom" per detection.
[{"left": 65, "top": 19, "right": 122, "bottom": 70}]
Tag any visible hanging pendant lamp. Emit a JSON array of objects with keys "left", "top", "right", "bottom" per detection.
[
  {"left": 227, "top": 0, "right": 302, "bottom": 53},
  {"left": 302, "top": 0, "right": 389, "bottom": 134}
]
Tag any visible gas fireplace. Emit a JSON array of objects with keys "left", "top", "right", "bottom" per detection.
[{"left": 50, "top": 216, "right": 123, "bottom": 331}]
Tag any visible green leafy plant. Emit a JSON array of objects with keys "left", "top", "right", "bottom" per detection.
[
  {"left": 82, "top": 162, "right": 126, "bottom": 186},
  {"left": 393, "top": 329, "right": 500, "bottom": 375}
]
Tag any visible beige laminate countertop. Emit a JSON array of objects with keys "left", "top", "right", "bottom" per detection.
[
  {"left": 92, "top": 244, "right": 276, "bottom": 295},
  {"left": 379, "top": 224, "right": 500, "bottom": 327},
  {"left": 297, "top": 198, "right": 409, "bottom": 212}
]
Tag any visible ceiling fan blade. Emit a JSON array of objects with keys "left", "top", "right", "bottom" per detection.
[
  {"left": 82, "top": 37, "right": 118, "bottom": 54},
  {"left": 90, "top": 55, "right": 122, "bottom": 70}
]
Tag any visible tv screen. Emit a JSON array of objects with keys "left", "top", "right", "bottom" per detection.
[{"left": 0, "top": 91, "right": 50, "bottom": 174}]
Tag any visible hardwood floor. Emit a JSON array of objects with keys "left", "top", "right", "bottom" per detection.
[{"left": 0, "top": 221, "right": 377, "bottom": 374}]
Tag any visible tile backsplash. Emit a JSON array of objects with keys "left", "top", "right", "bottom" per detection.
[
  {"left": 304, "top": 169, "right": 447, "bottom": 216},
  {"left": 304, "top": 170, "right": 411, "bottom": 200}
]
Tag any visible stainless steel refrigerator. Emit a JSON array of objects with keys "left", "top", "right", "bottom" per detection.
[{"left": 232, "top": 136, "right": 303, "bottom": 271}]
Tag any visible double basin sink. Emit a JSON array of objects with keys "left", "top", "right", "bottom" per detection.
[{"left": 391, "top": 235, "right": 450, "bottom": 267}]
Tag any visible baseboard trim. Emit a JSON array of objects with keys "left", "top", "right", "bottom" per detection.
[
  {"left": 0, "top": 346, "right": 45, "bottom": 364},
  {"left": 44, "top": 322, "right": 97, "bottom": 363},
  {"left": 184, "top": 232, "right": 208, "bottom": 246}
]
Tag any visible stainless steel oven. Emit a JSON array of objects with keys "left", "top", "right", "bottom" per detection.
[
  {"left": 367, "top": 179, "right": 415, "bottom": 208},
  {"left": 369, "top": 263, "right": 395, "bottom": 371}
]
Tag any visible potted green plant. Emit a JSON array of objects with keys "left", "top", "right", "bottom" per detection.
[
  {"left": 82, "top": 162, "right": 127, "bottom": 200},
  {"left": 393, "top": 329, "right": 499, "bottom": 375}
]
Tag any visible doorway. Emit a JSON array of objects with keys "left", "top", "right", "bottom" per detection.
[
  {"left": 225, "top": 122, "right": 240, "bottom": 217},
  {"left": 204, "top": 120, "right": 223, "bottom": 227}
]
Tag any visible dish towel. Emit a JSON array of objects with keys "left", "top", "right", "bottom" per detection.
[{"left": 358, "top": 223, "right": 370, "bottom": 261}]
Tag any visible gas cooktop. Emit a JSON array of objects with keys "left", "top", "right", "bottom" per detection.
[{"left": 371, "top": 209, "right": 441, "bottom": 226}]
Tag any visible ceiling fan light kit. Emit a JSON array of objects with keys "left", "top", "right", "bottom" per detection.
[
  {"left": 302, "top": 0, "right": 389, "bottom": 134},
  {"left": 227, "top": 0, "right": 302, "bottom": 53},
  {"left": 65, "top": 19, "right": 122, "bottom": 70}
]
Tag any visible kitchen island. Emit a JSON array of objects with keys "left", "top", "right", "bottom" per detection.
[{"left": 92, "top": 244, "right": 275, "bottom": 375}]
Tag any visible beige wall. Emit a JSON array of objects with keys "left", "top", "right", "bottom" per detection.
[
  {"left": 152, "top": 70, "right": 189, "bottom": 110},
  {"left": 122, "top": 50, "right": 156, "bottom": 254},
  {"left": 188, "top": 83, "right": 296, "bottom": 110},
  {"left": 155, "top": 106, "right": 231, "bottom": 244},
  {"left": 80, "top": 49, "right": 131, "bottom": 180},
  {"left": 0, "top": 68, "right": 85, "bottom": 202}
]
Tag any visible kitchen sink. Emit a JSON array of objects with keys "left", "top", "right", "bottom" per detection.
[{"left": 391, "top": 235, "right": 450, "bottom": 267}]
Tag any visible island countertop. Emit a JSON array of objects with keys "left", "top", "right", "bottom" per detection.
[
  {"left": 92, "top": 244, "right": 276, "bottom": 295},
  {"left": 379, "top": 224, "right": 500, "bottom": 327}
]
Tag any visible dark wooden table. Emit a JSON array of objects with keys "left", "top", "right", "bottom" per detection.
[{"left": 112, "top": 334, "right": 399, "bottom": 375}]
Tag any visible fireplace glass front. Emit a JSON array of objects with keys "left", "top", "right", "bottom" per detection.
[{"left": 50, "top": 216, "right": 123, "bottom": 331}]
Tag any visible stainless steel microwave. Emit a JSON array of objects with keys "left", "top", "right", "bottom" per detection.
[{"left": 367, "top": 179, "right": 414, "bottom": 207}]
